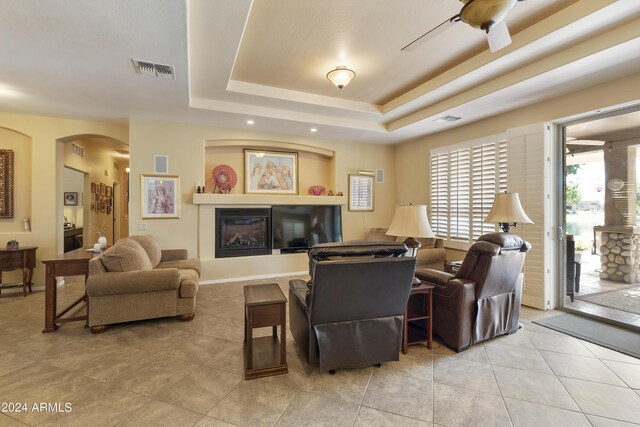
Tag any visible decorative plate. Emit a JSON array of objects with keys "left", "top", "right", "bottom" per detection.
[
  {"left": 308, "top": 185, "right": 326, "bottom": 196},
  {"left": 212, "top": 164, "right": 237, "bottom": 193}
]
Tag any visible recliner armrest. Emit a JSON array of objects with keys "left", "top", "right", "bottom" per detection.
[
  {"left": 415, "top": 268, "right": 454, "bottom": 287},
  {"left": 289, "top": 279, "right": 310, "bottom": 309},
  {"left": 86, "top": 269, "right": 180, "bottom": 297}
]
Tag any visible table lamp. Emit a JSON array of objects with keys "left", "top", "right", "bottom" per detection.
[
  {"left": 484, "top": 192, "right": 533, "bottom": 232},
  {"left": 386, "top": 204, "right": 435, "bottom": 286}
]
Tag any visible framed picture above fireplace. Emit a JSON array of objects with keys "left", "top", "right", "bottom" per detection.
[
  {"left": 141, "top": 174, "right": 180, "bottom": 219},
  {"left": 244, "top": 149, "right": 298, "bottom": 195}
]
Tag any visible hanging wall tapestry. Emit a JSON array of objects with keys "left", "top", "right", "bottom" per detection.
[{"left": 0, "top": 149, "right": 14, "bottom": 218}]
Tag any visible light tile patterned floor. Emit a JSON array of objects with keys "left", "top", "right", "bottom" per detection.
[{"left": 1, "top": 276, "right": 639, "bottom": 426}]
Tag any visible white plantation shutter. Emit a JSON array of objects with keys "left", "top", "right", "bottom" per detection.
[
  {"left": 430, "top": 126, "right": 550, "bottom": 310},
  {"left": 431, "top": 136, "right": 507, "bottom": 245},
  {"left": 507, "top": 125, "right": 548, "bottom": 309},
  {"left": 449, "top": 149, "right": 470, "bottom": 240},
  {"left": 472, "top": 143, "right": 498, "bottom": 240},
  {"left": 430, "top": 153, "right": 449, "bottom": 237}
]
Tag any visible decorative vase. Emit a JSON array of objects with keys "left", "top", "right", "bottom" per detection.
[
  {"left": 308, "top": 185, "right": 326, "bottom": 196},
  {"left": 98, "top": 235, "right": 107, "bottom": 249}
]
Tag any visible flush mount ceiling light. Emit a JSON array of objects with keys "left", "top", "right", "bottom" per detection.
[{"left": 326, "top": 66, "right": 356, "bottom": 89}]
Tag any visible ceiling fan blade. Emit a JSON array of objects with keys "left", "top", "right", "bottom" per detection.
[
  {"left": 568, "top": 139, "right": 605, "bottom": 146},
  {"left": 401, "top": 16, "right": 457, "bottom": 52},
  {"left": 487, "top": 20, "right": 511, "bottom": 52}
]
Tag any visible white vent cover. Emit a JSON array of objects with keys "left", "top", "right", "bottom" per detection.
[
  {"left": 71, "top": 143, "right": 84, "bottom": 158},
  {"left": 131, "top": 59, "right": 175, "bottom": 79},
  {"left": 434, "top": 115, "right": 462, "bottom": 123}
]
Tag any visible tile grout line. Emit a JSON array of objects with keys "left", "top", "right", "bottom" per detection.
[
  {"left": 351, "top": 367, "right": 375, "bottom": 426},
  {"left": 484, "top": 343, "right": 515, "bottom": 427}
]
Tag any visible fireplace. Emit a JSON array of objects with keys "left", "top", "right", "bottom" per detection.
[{"left": 215, "top": 208, "right": 272, "bottom": 258}]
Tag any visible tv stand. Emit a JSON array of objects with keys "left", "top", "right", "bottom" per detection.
[{"left": 280, "top": 248, "right": 309, "bottom": 254}]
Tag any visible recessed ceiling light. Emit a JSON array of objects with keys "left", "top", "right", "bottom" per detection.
[
  {"left": 434, "top": 115, "right": 462, "bottom": 123},
  {"left": 0, "top": 85, "right": 22, "bottom": 98},
  {"left": 246, "top": 120, "right": 254, "bottom": 125},
  {"left": 310, "top": 128, "right": 317, "bottom": 133}
]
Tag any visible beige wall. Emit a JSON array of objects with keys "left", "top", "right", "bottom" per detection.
[
  {"left": 396, "top": 72, "right": 640, "bottom": 208},
  {"left": 130, "top": 118, "right": 397, "bottom": 281},
  {"left": 0, "top": 111, "right": 127, "bottom": 285}
]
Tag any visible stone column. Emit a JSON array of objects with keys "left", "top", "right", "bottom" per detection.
[{"left": 597, "top": 141, "right": 639, "bottom": 283}]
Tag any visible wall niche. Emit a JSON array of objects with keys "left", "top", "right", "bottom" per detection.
[{"left": 204, "top": 140, "right": 335, "bottom": 196}]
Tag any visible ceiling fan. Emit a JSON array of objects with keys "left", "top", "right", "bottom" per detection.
[{"left": 402, "top": 0, "right": 525, "bottom": 53}]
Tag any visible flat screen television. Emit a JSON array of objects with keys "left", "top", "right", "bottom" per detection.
[{"left": 272, "top": 205, "right": 342, "bottom": 252}]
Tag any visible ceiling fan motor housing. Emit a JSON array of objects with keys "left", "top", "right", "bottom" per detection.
[{"left": 459, "top": 0, "right": 518, "bottom": 31}]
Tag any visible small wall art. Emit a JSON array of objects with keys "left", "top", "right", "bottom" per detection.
[
  {"left": 141, "top": 174, "right": 180, "bottom": 219},
  {"left": 64, "top": 192, "right": 78, "bottom": 206}
]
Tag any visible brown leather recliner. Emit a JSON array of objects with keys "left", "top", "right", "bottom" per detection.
[
  {"left": 289, "top": 242, "right": 416, "bottom": 373},
  {"left": 415, "top": 233, "right": 531, "bottom": 352}
]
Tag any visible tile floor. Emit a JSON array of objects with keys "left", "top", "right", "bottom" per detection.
[{"left": 1, "top": 276, "right": 640, "bottom": 426}]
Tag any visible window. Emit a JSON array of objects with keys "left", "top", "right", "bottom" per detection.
[{"left": 430, "top": 134, "right": 507, "bottom": 246}]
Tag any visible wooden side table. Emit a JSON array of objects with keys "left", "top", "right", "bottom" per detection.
[
  {"left": 41, "top": 247, "right": 100, "bottom": 333},
  {"left": 243, "top": 283, "right": 288, "bottom": 380},
  {"left": 403, "top": 282, "right": 434, "bottom": 353},
  {"left": 0, "top": 246, "right": 37, "bottom": 297}
]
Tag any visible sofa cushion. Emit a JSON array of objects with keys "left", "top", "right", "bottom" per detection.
[
  {"left": 417, "top": 237, "right": 437, "bottom": 249},
  {"left": 130, "top": 235, "right": 162, "bottom": 267},
  {"left": 366, "top": 228, "right": 397, "bottom": 242},
  {"left": 157, "top": 258, "right": 201, "bottom": 276},
  {"left": 101, "top": 238, "right": 153, "bottom": 272},
  {"left": 178, "top": 269, "right": 199, "bottom": 298}
]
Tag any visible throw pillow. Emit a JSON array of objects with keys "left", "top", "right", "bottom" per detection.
[
  {"left": 101, "top": 238, "right": 153, "bottom": 272},
  {"left": 129, "top": 235, "right": 162, "bottom": 267}
]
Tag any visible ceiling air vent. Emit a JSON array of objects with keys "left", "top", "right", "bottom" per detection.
[
  {"left": 131, "top": 59, "right": 176, "bottom": 79},
  {"left": 71, "top": 143, "right": 84, "bottom": 158},
  {"left": 434, "top": 115, "right": 462, "bottom": 123}
]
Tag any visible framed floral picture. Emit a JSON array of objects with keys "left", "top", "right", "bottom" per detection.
[
  {"left": 244, "top": 150, "right": 298, "bottom": 195},
  {"left": 141, "top": 174, "right": 180, "bottom": 219}
]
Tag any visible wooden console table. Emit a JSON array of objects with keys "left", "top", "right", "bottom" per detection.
[
  {"left": 0, "top": 246, "right": 37, "bottom": 297},
  {"left": 41, "top": 247, "right": 101, "bottom": 333},
  {"left": 243, "top": 283, "right": 288, "bottom": 380},
  {"left": 403, "top": 282, "right": 434, "bottom": 353}
]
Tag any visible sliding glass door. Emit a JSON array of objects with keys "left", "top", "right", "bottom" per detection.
[{"left": 557, "top": 108, "right": 640, "bottom": 329}]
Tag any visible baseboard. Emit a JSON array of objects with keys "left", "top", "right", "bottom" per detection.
[
  {"left": 0, "top": 285, "right": 45, "bottom": 294},
  {"left": 200, "top": 271, "right": 308, "bottom": 285}
]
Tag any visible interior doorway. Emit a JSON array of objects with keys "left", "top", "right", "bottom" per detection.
[
  {"left": 62, "top": 167, "right": 85, "bottom": 252},
  {"left": 557, "top": 107, "right": 640, "bottom": 330}
]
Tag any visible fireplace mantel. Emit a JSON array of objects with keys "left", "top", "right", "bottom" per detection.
[{"left": 193, "top": 193, "right": 346, "bottom": 206}]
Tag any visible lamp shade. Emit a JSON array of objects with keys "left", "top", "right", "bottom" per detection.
[
  {"left": 484, "top": 192, "right": 533, "bottom": 224},
  {"left": 326, "top": 66, "right": 356, "bottom": 89},
  {"left": 386, "top": 204, "right": 435, "bottom": 238}
]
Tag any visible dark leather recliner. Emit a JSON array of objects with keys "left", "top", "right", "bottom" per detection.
[
  {"left": 289, "top": 242, "right": 417, "bottom": 373},
  {"left": 415, "top": 233, "right": 531, "bottom": 352}
]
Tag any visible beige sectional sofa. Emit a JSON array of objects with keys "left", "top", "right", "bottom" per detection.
[
  {"left": 367, "top": 228, "right": 446, "bottom": 270},
  {"left": 86, "top": 235, "right": 200, "bottom": 333}
]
